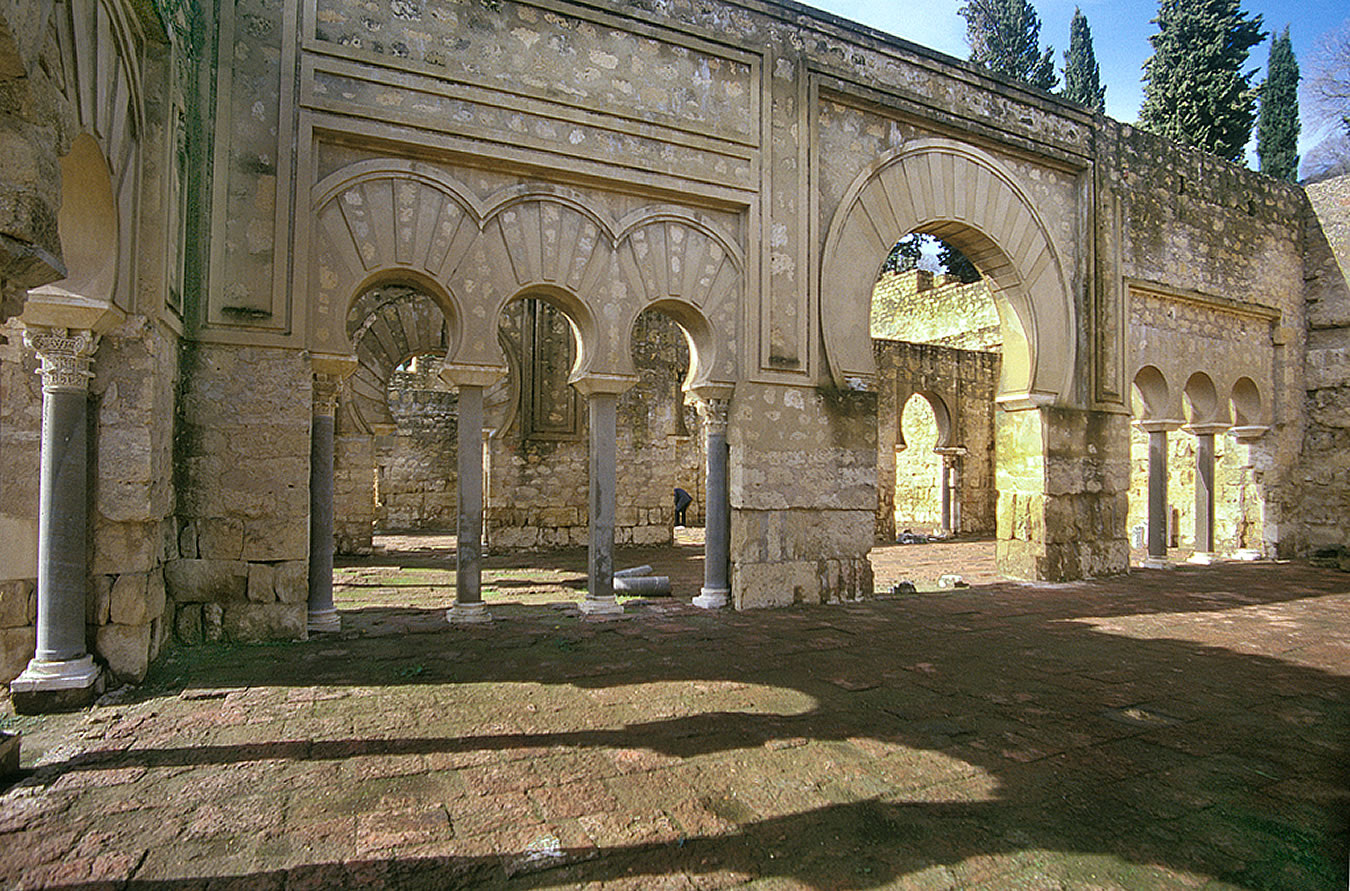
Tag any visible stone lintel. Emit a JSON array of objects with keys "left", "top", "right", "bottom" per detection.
[
  {"left": 686, "top": 382, "right": 735, "bottom": 403},
  {"left": 1134, "top": 419, "right": 1183, "bottom": 433},
  {"left": 1183, "top": 423, "right": 1229, "bottom": 437},
  {"left": 569, "top": 372, "right": 639, "bottom": 397},
  {"left": 1229, "top": 425, "right": 1270, "bottom": 442},
  {"left": 439, "top": 362, "right": 508, "bottom": 389},
  {"left": 22, "top": 289, "right": 125, "bottom": 334}
]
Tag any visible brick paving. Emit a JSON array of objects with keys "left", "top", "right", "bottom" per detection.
[{"left": 2, "top": 547, "right": 1348, "bottom": 889}]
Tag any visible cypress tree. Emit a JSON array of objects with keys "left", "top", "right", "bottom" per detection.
[
  {"left": 881, "top": 235, "right": 924, "bottom": 275},
  {"left": 1139, "top": 0, "right": 1265, "bottom": 163},
  {"left": 959, "top": 0, "right": 1058, "bottom": 91},
  {"left": 1257, "top": 27, "right": 1301, "bottom": 182},
  {"left": 937, "top": 241, "right": 981, "bottom": 283},
  {"left": 1062, "top": 8, "right": 1105, "bottom": 112}
]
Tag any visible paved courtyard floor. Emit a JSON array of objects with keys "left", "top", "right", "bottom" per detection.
[{"left": 1, "top": 540, "right": 1348, "bottom": 889}]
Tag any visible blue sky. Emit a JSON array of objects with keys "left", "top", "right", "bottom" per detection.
[{"left": 802, "top": 0, "right": 1349, "bottom": 166}]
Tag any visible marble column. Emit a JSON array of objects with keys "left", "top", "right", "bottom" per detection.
[
  {"left": 692, "top": 392, "right": 732, "bottom": 610},
  {"left": 308, "top": 354, "right": 357, "bottom": 634},
  {"left": 934, "top": 447, "right": 966, "bottom": 536},
  {"left": 573, "top": 374, "right": 637, "bottom": 617},
  {"left": 1137, "top": 421, "right": 1178, "bottom": 569},
  {"left": 1186, "top": 424, "right": 1227, "bottom": 565},
  {"left": 11, "top": 328, "right": 102, "bottom": 704},
  {"left": 440, "top": 364, "right": 507, "bottom": 625}
]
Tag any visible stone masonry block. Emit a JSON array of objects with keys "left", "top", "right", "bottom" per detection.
[
  {"left": 95, "top": 622, "right": 152, "bottom": 683},
  {"left": 222, "top": 603, "right": 306, "bottom": 642},
  {"left": 165, "top": 559, "right": 248, "bottom": 604},
  {"left": 197, "top": 518, "right": 244, "bottom": 560},
  {"left": 0, "top": 579, "right": 33, "bottom": 627},
  {"left": 0, "top": 626, "right": 35, "bottom": 683},
  {"left": 109, "top": 572, "right": 149, "bottom": 626},
  {"left": 732, "top": 561, "right": 819, "bottom": 610},
  {"left": 174, "top": 604, "right": 202, "bottom": 644},
  {"left": 248, "top": 563, "right": 276, "bottom": 604},
  {"left": 243, "top": 517, "right": 308, "bottom": 562},
  {"left": 273, "top": 561, "right": 308, "bottom": 604},
  {"left": 147, "top": 569, "right": 167, "bottom": 621},
  {"left": 92, "top": 520, "right": 159, "bottom": 575},
  {"left": 90, "top": 575, "right": 111, "bottom": 626}
]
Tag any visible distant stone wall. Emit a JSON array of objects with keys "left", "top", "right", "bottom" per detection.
[
  {"left": 871, "top": 269, "right": 1001, "bottom": 352},
  {"left": 377, "top": 361, "right": 458, "bottom": 532},
  {"left": 873, "top": 339, "right": 999, "bottom": 541}
]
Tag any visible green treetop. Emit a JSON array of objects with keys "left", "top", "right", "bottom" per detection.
[
  {"left": 1139, "top": 0, "right": 1265, "bottom": 163},
  {"left": 1062, "top": 8, "right": 1105, "bottom": 112},
  {"left": 1257, "top": 26, "right": 1301, "bottom": 181},
  {"left": 959, "top": 0, "right": 1058, "bottom": 91}
]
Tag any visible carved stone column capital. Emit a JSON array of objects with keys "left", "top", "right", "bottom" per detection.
[
  {"left": 312, "top": 372, "right": 343, "bottom": 418},
  {"left": 695, "top": 395, "right": 731, "bottom": 435},
  {"left": 24, "top": 327, "right": 98, "bottom": 392}
]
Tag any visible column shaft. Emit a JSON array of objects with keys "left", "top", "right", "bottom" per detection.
[
  {"left": 939, "top": 460, "right": 952, "bottom": 534},
  {"left": 35, "top": 387, "right": 88, "bottom": 662},
  {"left": 13, "top": 328, "right": 101, "bottom": 705},
  {"left": 1194, "top": 432, "right": 1216, "bottom": 559},
  {"left": 449, "top": 384, "right": 490, "bottom": 623},
  {"left": 582, "top": 392, "right": 621, "bottom": 615},
  {"left": 693, "top": 396, "right": 730, "bottom": 609},
  {"left": 1146, "top": 429, "right": 1168, "bottom": 564},
  {"left": 307, "top": 405, "right": 339, "bottom": 633}
]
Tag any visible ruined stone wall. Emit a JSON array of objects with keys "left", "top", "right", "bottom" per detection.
[
  {"left": 1126, "top": 428, "right": 1265, "bottom": 555},
  {"left": 1106, "top": 121, "right": 1307, "bottom": 557},
  {"left": 169, "top": 344, "right": 310, "bottom": 645},
  {"left": 871, "top": 270, "right": 1001, "bottom": 352},
  {"left": 873, "top": 339, "right": 998, "bottom": 541},
  {"left": 730, "top": 383, "right": 874, "bottom": 609},
  {"left": 1301, "top": 176, "right": 1350, "bottom": 553},
  {"left": 377, "top": 363, "right": 458, "bottom": 532}
]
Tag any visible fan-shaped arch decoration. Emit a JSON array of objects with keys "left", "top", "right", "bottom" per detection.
[{"left": 820, "top": 138, "right": 1075, "bottom": 407}]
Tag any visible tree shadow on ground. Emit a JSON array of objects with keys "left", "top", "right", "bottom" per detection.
[{"left": 14, "top": 562, "right": 1350, "bottom": 889}]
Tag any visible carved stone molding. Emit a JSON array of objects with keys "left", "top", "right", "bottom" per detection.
[{"left": 24, "top": 327, "right": 97, "bottom": 392}]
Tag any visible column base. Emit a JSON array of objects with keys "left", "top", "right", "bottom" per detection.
[
  {"left": 693, "top": 587, "right": 729, "bottom": 610},
  {"left": 11, "top": 655, "right": 100, "bottom": 714},
  {"left": 1141, "top": 556, "right": 1172, "bottom": 570},
  {"left": 307, "top": 608, "right": 341, "bottom": 634},
  {"left": 579, "top": 596, "right": 623, "bottom": 616},
  {"left": 1233, "top": 548, "right": 1262, "bottom": 562},
  {"left": 1187, "top": 552, "right": 1215, "bottom": 565},
  {"left": 447, "top": 602, "right": 492, "bottom": 624}
]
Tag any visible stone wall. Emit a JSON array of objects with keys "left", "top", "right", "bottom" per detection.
[
  {"left": 1105, "top": 121, "right": 1307, "bottom": 556},
  {"left": 730, "top": 383, "right": 874, "bottom": 609},
  {"left": 1127, "top": 427, "right": 1266, "bottom": 554},
  {"left": 0, "top": 319, "right": 38, "bottom": 679},
  {"left": 871, "top": 270, "right": 1001, "bottom": 352},
  {"left": 169, "top": 343, "right": 310, "bottom": 645},
  {"left": 1301, "top": 175, "right": 1350, "bottom": 552},
  {"left": 377, "top": 361, "right": 458, "bottom": 532},
  {"left": 873, "top": 339, "right": 999, "bottom": 541}
]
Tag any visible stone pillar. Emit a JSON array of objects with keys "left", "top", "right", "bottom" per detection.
[
  {"left": 935, "top": 447, "right": 966, "bottom": 536},
  {"left": 572, "top": 374, "right": 637, "bottom": 616},
  {"left": 1230, "top": 425, "right": 1270, "bottom": 560},
  {"left": 1137, "top": 421, "right": 1178, "bottom": 569},
  {"left": 1186, "top": 424, "right": 1227, "bottom": 565},
  {"left": 440, "top": 364, "right": 507, "bottom": 625},
  {"left": 11, "top": 328, "right": 101, "bottom": 706},
  {"left": 307, "top": 354, "right": 357, "bottom": 634},
  {"left": 692, "top": 389, "right": 732, "bottom": 609}
]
